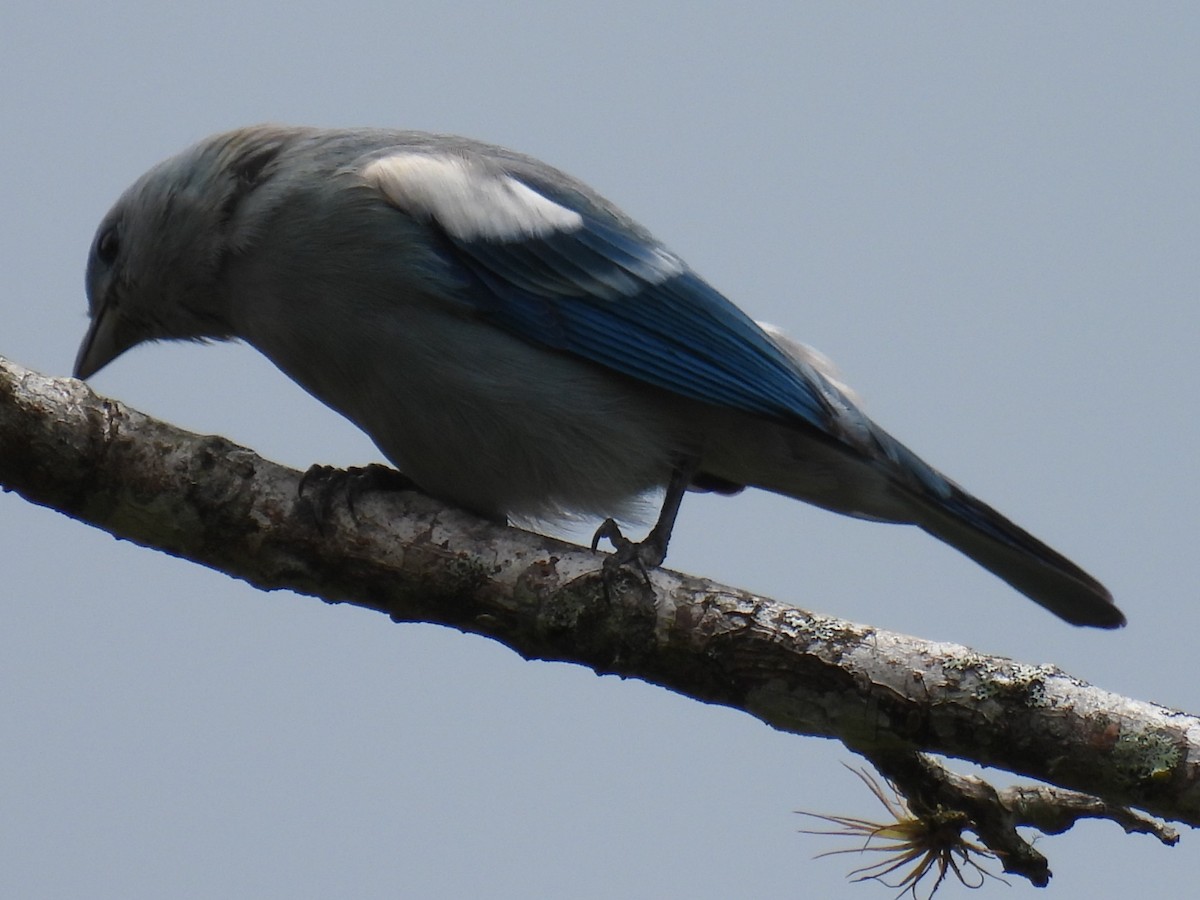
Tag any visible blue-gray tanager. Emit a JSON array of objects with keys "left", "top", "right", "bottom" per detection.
[{"left": 74, "top": 125, "right": 1124, "bottom": 628}]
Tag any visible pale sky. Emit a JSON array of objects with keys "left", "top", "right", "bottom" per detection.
[{"left": 3, "top": 3, "right": 1198, "bottom": 898}]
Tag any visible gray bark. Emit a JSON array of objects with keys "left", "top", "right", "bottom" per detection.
[{"left": 1, "top": 355, "right": 1190, "bottom": 885}]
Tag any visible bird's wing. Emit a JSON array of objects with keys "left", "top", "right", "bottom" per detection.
[{"left": 361, "top": 150, "right": 842, "bottom": 432}]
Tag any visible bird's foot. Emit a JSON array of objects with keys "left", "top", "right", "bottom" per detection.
[
  {"left": 591, "top": 518, "right": 668, "bottom": 585},
  {"left": 298, "top": 463, "right": 415, "bottom": 530}
]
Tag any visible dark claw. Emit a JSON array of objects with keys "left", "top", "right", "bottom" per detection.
[
  {"left": 590, "top": 517, "right": 622, "bottom": 553},
  {"left": 341, "top": 464, "right": 416, "bottom": 517},
  {"left": 591, "top": 517, "right": 668, "bottom": 586},
  {"left": 589, "top": 460, "right": 697, "bottom": 592},
  {"left": 298, "top": 463, "right": 415, "bottom": 531},
  {"left": 298, "top": 464, "right": 343, "bottom": 529}
]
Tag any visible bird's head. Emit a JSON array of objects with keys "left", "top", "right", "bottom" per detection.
[{"left": 74, "top": 126, "right": 300, "bottom": 378}]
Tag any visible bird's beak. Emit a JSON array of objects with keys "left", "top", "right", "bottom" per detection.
[{"left": 74, "top": 300, "right": 134, "bottom": 379}]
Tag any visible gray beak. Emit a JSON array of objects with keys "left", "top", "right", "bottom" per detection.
[{"left": 74, "top": 302, "right": 134, "bottom": 379}]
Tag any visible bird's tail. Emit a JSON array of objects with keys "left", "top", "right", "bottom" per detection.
[{"left": 902, "top": 475, "right": 1124, "bottom": 628}]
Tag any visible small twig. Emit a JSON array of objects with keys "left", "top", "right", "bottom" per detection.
[
  {"left": 840, "top": 747, "right": 1180, "bottom": 889},
  {"left": 1000, "top": 784, "right": 1179, "bottom": 845}
]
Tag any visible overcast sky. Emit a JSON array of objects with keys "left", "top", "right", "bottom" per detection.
[{"left": 3, "top": 3, "right": 1198, "bottom": 898}]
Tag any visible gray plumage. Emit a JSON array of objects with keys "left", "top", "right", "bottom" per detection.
[{"left": 75, "top": 125, "right": 1125, "bottom": 628}]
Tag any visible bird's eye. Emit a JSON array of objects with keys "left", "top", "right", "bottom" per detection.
[{"left": 96, "top": 226, "right": 120, "bottom": 266}]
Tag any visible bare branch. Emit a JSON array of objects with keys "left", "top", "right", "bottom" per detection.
[
  {"left": 1001, "top": 783, "right": 1179, "bottom": 844},
  {"left": 3, "top": 355, "right": 1196, "bottom": 885}
]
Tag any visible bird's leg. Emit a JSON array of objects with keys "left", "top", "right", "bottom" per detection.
[{"left": 591, "top": 459, "right": 696, "bottom": 576}]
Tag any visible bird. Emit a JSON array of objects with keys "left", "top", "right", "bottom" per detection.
[{"left": 73, "top": 125, "right": 1124, "bottom": 628}]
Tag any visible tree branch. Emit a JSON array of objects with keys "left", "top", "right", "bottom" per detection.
[{"left": 2, "top": 355, "right": 1194, "bottom": 886}]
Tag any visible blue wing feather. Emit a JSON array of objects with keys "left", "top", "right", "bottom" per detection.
[
  {"left": 439, "top": 213, "right": 837, "bottom": 431},
  {"left": 477, "top": 223, "right": 1072, "bottom": 556}
]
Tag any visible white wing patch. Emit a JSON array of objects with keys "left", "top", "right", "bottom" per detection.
[
  {"left": 758, "top": 321, "right": 863, "bottom": 406},
  {"left": 362, "top": 153, "right": 584, "bottom": 241}
]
